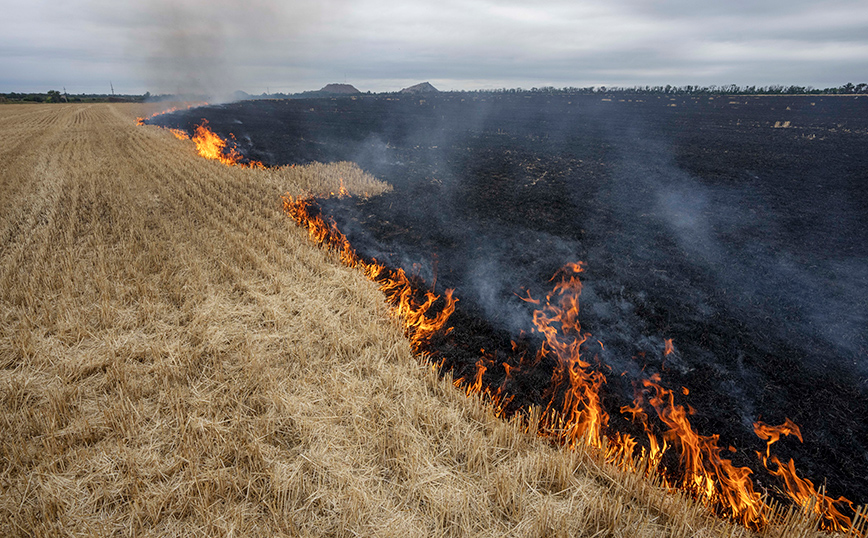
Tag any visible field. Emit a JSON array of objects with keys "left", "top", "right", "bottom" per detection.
[
  {"left": 156, "top": 93, "right": 868, "bottom": 512},
  {"left": 0, "top": 102, "right": 859, "bottom": 537}
]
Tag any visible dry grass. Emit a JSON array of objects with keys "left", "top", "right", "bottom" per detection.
[{"left": 0, "top": 103, "right": 841, "bottom": 537}]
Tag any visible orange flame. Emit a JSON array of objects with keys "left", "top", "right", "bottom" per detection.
[
  {"left": 136, "top": 104, "right": 266, "bottom": 169},
  {"left": 530, "top": 262, "right": 609, "bottom": 449},
  {"left": 753, "top": 419, "right": 855, "bottom": 531},
  {"left": 282, "top": 195, "right": 456, "bottom": 353},
  {"left": 168, "top": 128, "right": 189, "bottom": 141},
  {"left": 754, "top": 418, "right": 802, "bottom": 460},
  {"left": 136, "top": 101, "right": 208, "bottom": 126},
  {"left": 639, "top": 377, "right": 767, "bottom": 526},
  {"left": 330, "top": 177, "right": 350, "bottom": 198},
  {"left": 191, "top": 120, "right": 265, "bottom": 168},
  {"left": 764, "top": 456, "right": 855, "bottom": 531}
]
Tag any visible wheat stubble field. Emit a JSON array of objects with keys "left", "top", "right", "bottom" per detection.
[{"left": 0, "top": 103, "right": 829, "bottom": 537}]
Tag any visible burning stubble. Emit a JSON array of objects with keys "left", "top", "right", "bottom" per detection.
[
  {"left": 4, "top": 101, "right": 802, "bottom": 538},
  {"left": 146, "top": 94, "right": 868, "bottom": 532}
]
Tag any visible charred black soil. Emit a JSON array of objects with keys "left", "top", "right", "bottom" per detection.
[{"left": 154, "top": 93, "right": 868, "bottom": 507}]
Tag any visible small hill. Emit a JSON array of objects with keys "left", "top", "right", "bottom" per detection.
[
  {"left": 400, "top": 82, "right": 439, "bottom": 94},
  {"left": 319, "top": 83, "right": 361, "bottom": 95}
]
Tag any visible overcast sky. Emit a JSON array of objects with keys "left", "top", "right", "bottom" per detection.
[{"left": 2, "top": 0, "right": 867, "bottom": 95}]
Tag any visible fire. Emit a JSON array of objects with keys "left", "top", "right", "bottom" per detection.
[
  {"left": 330, "top": 177, "right": 350, "bottom": 198},
  {"left": 136, "top": 101, "right": 208, "bottom": 126},
  {"left": 190, "top": 120, "right": 265, "bottom": 168},
  {"left": 754, "top": 418, "right": 802, "bottom": 460},
  {"left": 152, "top": 120, "right": 266, "bottom": 168},
  {"left": 282, "top": 195, "right": 456, "bottom": 353},
  {"left": 754, "top": 419, "right": 856, "bottom": 531},
  {"left": 282, "top": 193, "right": 864, "bottom": 534},
  {"left": 136, "top": 104, "right": 265, "bottom": 168},
  {"left": 636, "top": 377, "right": 767, "bottom": 525},
  {"left": 528, "top": 262, "right": 608, "bottom": 450},
  {"left": 664, "top": 338, "right": 674, "bottom": 355},
  {"left": 168, "top": 128, "right": 189, "bottom": 141}
]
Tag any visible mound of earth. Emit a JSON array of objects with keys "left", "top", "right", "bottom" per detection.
[
  {"left": 400, "top": 82, "right": 439, "bottom": 94},
  {"left": 319, "top": 83, "right": 361, "bottom": 94}
]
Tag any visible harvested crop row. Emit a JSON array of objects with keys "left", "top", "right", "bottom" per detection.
[{"left": 0, "top": 103, "right": 829, "bottom": 537}]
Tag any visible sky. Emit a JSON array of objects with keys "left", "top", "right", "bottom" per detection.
[{"left": 2, "top": 0, "right": 867, "bottom": 95}]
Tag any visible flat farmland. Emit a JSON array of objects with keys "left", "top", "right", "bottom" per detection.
[
  {"left": 0, "top": 102, "right": 804, "bottom": 537},
  {"left": 157, "top": 93, "right": 868, "bottom": 520}
]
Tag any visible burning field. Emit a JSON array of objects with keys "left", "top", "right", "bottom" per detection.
[
  {"left": 6, "top": 101, "right": 808, "bottom": 538},
  {"left": 149, "top": 93, "right": 868, "bottom": 533}
]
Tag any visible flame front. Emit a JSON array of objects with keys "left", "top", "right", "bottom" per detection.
[
  {"left": 187, "top": 120, "right": 265, "bottom": 168},
  {"left": 137, "top": 108, "right": 864, "bottom": 535},
  {"left": 281, "top": 195, "right": 864, "bottom": 534},
  {"left": 139, "top": 108, "right": 265, "bottom": 168},
  {"left": 754, "top": 419, "right": 856, "bottom": 531},
  {"left": 637, "top": 377, "right": 766, "bottom": 525},
  {"left": 282, "top": 195, "right": 456, "bottom": 352},
  {"left": 136, "top": 101, "right": 208, "bottom": 126}
]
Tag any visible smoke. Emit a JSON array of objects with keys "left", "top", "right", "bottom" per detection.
[
  {"left": 195, "top": 94, "right": 867, "bottom": 389},
  {"left": 136, "top": 0, "right": 318, "bottom": 100},
  {"left": 600, "top": 129, "right": 868, "bottom": 380},
  {"left": 165, "top": 93, "right": 868, "bottom": 502}
]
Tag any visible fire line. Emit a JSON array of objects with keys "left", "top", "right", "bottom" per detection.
[
  {"left": 138, "top": 110, "right": 865, "bottom": 535},
  {"left": 282, "top": 193, "right": 862, "bottom": 534}
]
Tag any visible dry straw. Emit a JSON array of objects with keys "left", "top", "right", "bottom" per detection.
[{"left": 0, "top": 103, "right": 862, "bottom": 537}]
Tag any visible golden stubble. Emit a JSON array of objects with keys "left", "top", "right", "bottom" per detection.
[{"left": 0, "top": 103, "right": 851, "bottom": 537}]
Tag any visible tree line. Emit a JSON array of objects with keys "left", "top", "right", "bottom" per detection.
[
  {"left": 0, "top": 91, "right": 151, "bottom": 104},
  {"left": 477, "top": 82, "right": 868, "bottom": 95},
  {"left": 3, "top": 83, "right": 866, "bottom": 105}
]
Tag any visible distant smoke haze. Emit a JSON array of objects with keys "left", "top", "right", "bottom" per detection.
[{"left": 137, "top": 0, "right": 320, "bottom": 99}]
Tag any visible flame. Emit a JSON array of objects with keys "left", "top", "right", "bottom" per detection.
[
  {"left": 136, "top": 104, "right": 265, "bottom": 169},
  {"left": 753, "top": 419, "right": 855, "bottom": 531},
  {"left": 754, "top": 418, "right": 802, "bottom": 460},
  {"left": 638, "top": 377, "right": 767, "bottom": 526},
  {"left": 530, "top": 262, "right": 608, "bottom": 449},
  {"left": 764, "top": 456, "right": 855, "bottom": 531},
  {"left": 282, "top": 195, "right": 456, "bottom": 353},
  {"left": 664, "top": 338, "right": 674, "bottom": 355},
  {"left": 136, "top": 101, "right": 208, "bottom": 126},
  {"left": 168, "top": 128, "right": 189, "bottom": 141},
  {"left": 330, "top": 177, "right": 350, "bottom": 198},
  {"left": 190, "top": 120, "right": 265, "bottom": 168}
]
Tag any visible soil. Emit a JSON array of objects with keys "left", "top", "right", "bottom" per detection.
[{"left": 153, "top": 92, "right": 868, "bottom": 506}]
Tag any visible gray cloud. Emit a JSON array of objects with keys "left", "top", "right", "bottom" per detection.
[{"left": 1, "top": 0, "right": 866, "bottom": 93}]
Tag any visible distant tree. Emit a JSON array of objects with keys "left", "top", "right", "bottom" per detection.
[{"left": 45, "top": 90, "right": 62, "bottom": 103}]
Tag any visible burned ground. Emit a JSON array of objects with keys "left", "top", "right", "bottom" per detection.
[{"left": 154, "top": 93, "right": 868, "bottom": 506}]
